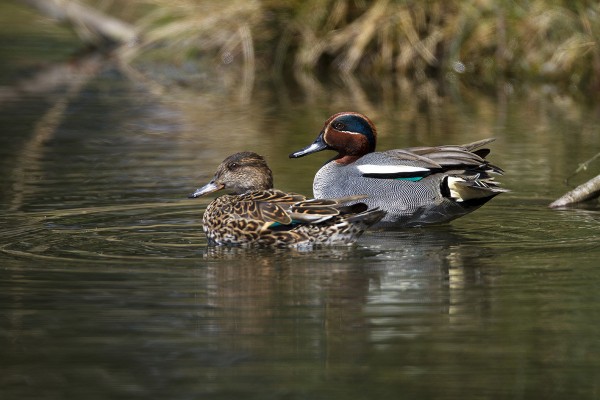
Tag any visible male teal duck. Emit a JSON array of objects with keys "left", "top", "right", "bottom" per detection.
[
  {"left": 289, "top": 112, "right": 507, "bottom": 227},
  {"left": 188, "top": 151, "right": 386, "bottom": 247}
]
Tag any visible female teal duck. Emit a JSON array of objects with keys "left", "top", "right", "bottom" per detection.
[
  {"left": 290, "top": 112, "right": 507, "bottom": 227},
  {"left": 188, "top": 152, "right": 385, "bottom": 247}
]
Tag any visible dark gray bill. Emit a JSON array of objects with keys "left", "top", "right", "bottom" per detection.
[
  {"left": 289, "top": 133, "right": 329, "bottom": 158},
  {"left": 188, "top": 181, "right": 224, "bottom": 198}
]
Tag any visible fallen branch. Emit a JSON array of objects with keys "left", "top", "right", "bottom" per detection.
[
  {"left": 23, "top": 0, "right": 138, "bottom": 46},
  {"left": 549, "top": 174, "right": 600, "bottom": 208}
]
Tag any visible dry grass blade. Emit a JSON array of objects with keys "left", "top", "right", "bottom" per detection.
[{"left": 25, "top": 0, "right": 600, "bottom": 97}]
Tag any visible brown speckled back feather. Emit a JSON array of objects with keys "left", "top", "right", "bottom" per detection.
[{"left": 202, "top": 189, "right": 384, "bottom": 247}]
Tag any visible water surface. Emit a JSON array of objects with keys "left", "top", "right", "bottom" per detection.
[{"left": 1, "top": 6, "right": 600, "bottom": 400}]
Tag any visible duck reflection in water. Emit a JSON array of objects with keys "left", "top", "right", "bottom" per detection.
[{"left": 198, "top": 227, "right": 496, "bottom": 354}]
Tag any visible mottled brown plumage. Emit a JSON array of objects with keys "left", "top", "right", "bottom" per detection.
[{"left": 189, "top": 152, "right": 385, "bottom": 247}]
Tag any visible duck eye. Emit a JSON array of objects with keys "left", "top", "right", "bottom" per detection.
[
  {"left": 332, "top": 122, "right": 346, "bottom": 130},
  {"left": 228, "top": 162, "right": 238, "bottom": 170}
]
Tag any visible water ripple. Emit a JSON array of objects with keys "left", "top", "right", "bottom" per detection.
[
  {"left": 0, "top": 200, "right": 597, "bottom": 267},
  {"left": 0, "top": 202, "right": 206, "bottom": 263}
]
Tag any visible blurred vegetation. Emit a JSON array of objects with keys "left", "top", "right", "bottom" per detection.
[
  {"left": 6, "top": 0, "right": 600, "bottom": 204},
  {"left": 17, "top": 0, "right": 600, "bottom": 99},
  {"left": 85, "top": 1, "right": 599, "bottom": 93}
]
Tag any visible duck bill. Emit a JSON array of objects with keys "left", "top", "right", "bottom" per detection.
[
  {"left": 188, "top": 180, "right": 224, "bottom": 198},
  {"left": 289, "top": 132, "right": 329, "bottom": 158}
]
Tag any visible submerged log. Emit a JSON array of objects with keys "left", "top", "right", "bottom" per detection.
[{"left": 549, "top": 174, "right": 600, "bottom": 208}]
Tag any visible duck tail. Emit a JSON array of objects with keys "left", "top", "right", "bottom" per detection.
[
  {"left": 443, "top": 175, "right": 509, "bottom": 204},
  {"left": 347, "top": 208, "right": 387, "bottom": 226}
]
